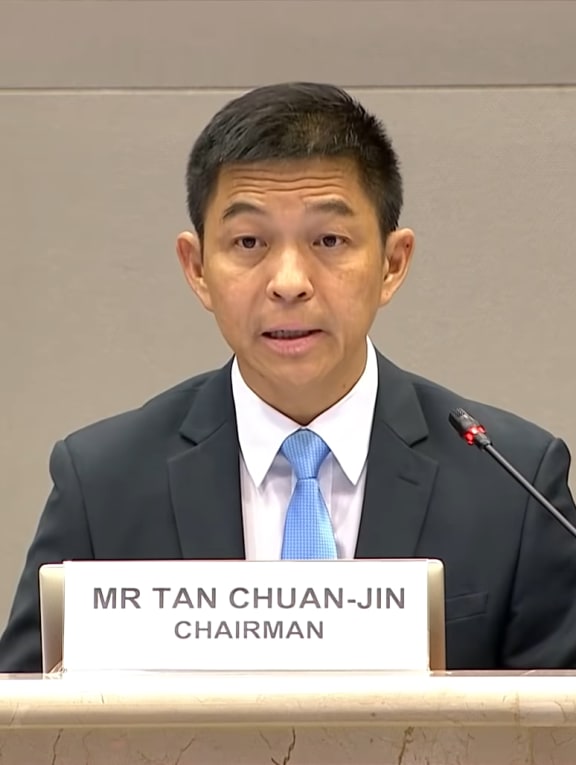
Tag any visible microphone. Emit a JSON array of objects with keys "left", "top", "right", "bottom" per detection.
[{"left": 449, "top": 407, "right": 576, "bottom": 540}]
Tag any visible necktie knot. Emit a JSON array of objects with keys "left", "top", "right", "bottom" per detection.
[{"left": 281, "top": 429, "right": 330, "bottom": 480}]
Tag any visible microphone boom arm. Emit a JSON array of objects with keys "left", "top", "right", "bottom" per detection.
[{"left": 449, "top": 408, "right": 576, "bottom": 541}]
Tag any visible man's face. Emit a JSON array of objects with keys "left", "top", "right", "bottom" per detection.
[{"left": 177, "top": 157, "right": 414, "bottom": 422}]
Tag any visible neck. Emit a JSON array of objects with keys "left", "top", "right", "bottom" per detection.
[{"left": 267, "top": 391, "right": 347, "bottom": 426}]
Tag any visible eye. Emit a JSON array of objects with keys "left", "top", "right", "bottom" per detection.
[
  {"left": 233, "top": 236, "right": 263, "bottom": 250},
  {"left": 315, "top": 234, "right": 347, "bottom": 248}
]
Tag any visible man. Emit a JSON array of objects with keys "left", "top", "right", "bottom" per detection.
[{"left": 1, "top": 82, "right": 576, "bottom": 672}]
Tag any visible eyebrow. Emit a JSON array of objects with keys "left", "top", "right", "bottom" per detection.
[
  {"left": 221, "top": 199, "right": 356, "bottom": 222},
  {"left": 221, "top": 201, "right": 267, "bottom": 222},
  {"left": 305, "top": 199, "right": 355, "bottom": 217}
]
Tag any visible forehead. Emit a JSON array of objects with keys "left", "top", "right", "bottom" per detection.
[{"left": 207, "top": 157, "right": 371, "bottom": 211}]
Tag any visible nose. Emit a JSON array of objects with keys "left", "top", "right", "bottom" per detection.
[{"left": 266, "top": 246, "right": 314, "bottom": 302}]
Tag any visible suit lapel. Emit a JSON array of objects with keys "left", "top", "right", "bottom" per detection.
[
  {"left": 167, "top": 362, "right": 245, "bottom": 560},
  {"left": 168, "top": 351, "right": 438, "bottom": 561},
  {"left": 355, "top": 353, "right": 439, "bottom": 558}
]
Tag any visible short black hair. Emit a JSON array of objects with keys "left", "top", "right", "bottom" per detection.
[{"left": 185, "top": 82, "right": 403, "bottom": 242}]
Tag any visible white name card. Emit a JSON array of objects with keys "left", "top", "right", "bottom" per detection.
[{"left": 62, "top": 559, "right": 438, "bottom": 672}]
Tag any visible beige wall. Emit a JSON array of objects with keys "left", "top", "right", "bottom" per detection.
[{"left": 1, "top": 0, "right": 576, "bottom": 627}]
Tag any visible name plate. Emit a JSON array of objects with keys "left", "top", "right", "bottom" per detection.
[{"left": 62, "top": 559, "right": 439, "bottom": 672}]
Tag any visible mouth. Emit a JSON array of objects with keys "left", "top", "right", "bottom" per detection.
[
  {"left": 262, "top": 329, "right": 321, "bottom": 340},
  {"left": 260, "top": 328, "right": 323, "bottom": 355}
]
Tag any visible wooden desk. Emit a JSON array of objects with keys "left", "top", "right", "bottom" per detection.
[{"left": 1, "top": 671, "right": 575, "bottom": 763}]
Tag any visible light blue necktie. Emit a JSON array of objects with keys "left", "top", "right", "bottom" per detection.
[{"left": 280, "top": 429, "right": 338, "bottom": 560}]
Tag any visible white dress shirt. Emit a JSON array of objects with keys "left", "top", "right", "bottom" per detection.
[{"left": 231, "top": 338, "right": 379, "bottom": 559}]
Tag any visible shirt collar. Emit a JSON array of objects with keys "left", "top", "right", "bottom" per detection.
[{"left": 231, "top": 338, "right": 378, "bottom": 487}]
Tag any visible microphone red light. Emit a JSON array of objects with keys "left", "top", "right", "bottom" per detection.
[{"left": 464, "top": 425, "right": 487, "bottom": 445}]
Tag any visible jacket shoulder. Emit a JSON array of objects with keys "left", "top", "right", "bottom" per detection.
[
  {"left": 63, "top": 368, "right": 220, "bottom": 459},
  {"left": 406, "top": 369, "right": 555, "bottom": 450}
]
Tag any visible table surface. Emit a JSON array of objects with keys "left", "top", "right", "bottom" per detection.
[{"left": 1, "top": 670, "right": 576, "bottom": 729}]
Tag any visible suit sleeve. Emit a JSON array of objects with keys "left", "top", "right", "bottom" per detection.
[
  {"left": 0, "top": 440, "right": 94, "bottom": 673},
  {"left": 502, "top": 437, "right": 576, "bottom": 668}
]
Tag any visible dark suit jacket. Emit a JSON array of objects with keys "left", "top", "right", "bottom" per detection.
[{"left": 2, "top": 351, "right": 576, "bottom": 672}]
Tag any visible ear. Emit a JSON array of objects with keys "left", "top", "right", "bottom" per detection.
[
  {"left": 379, "top": 228, "right": 415, "bottom": 307},
  {"left": 176, "top": 231, "right": 213, "bottom": 312}
]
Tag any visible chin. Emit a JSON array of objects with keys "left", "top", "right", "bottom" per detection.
[{"left": 271, "top": 364, "right": 332, "bottom": 389}]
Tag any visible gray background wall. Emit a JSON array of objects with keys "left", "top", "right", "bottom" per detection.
[{"left": 1, "top": 0, "right": 576, "bottom": 628}]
